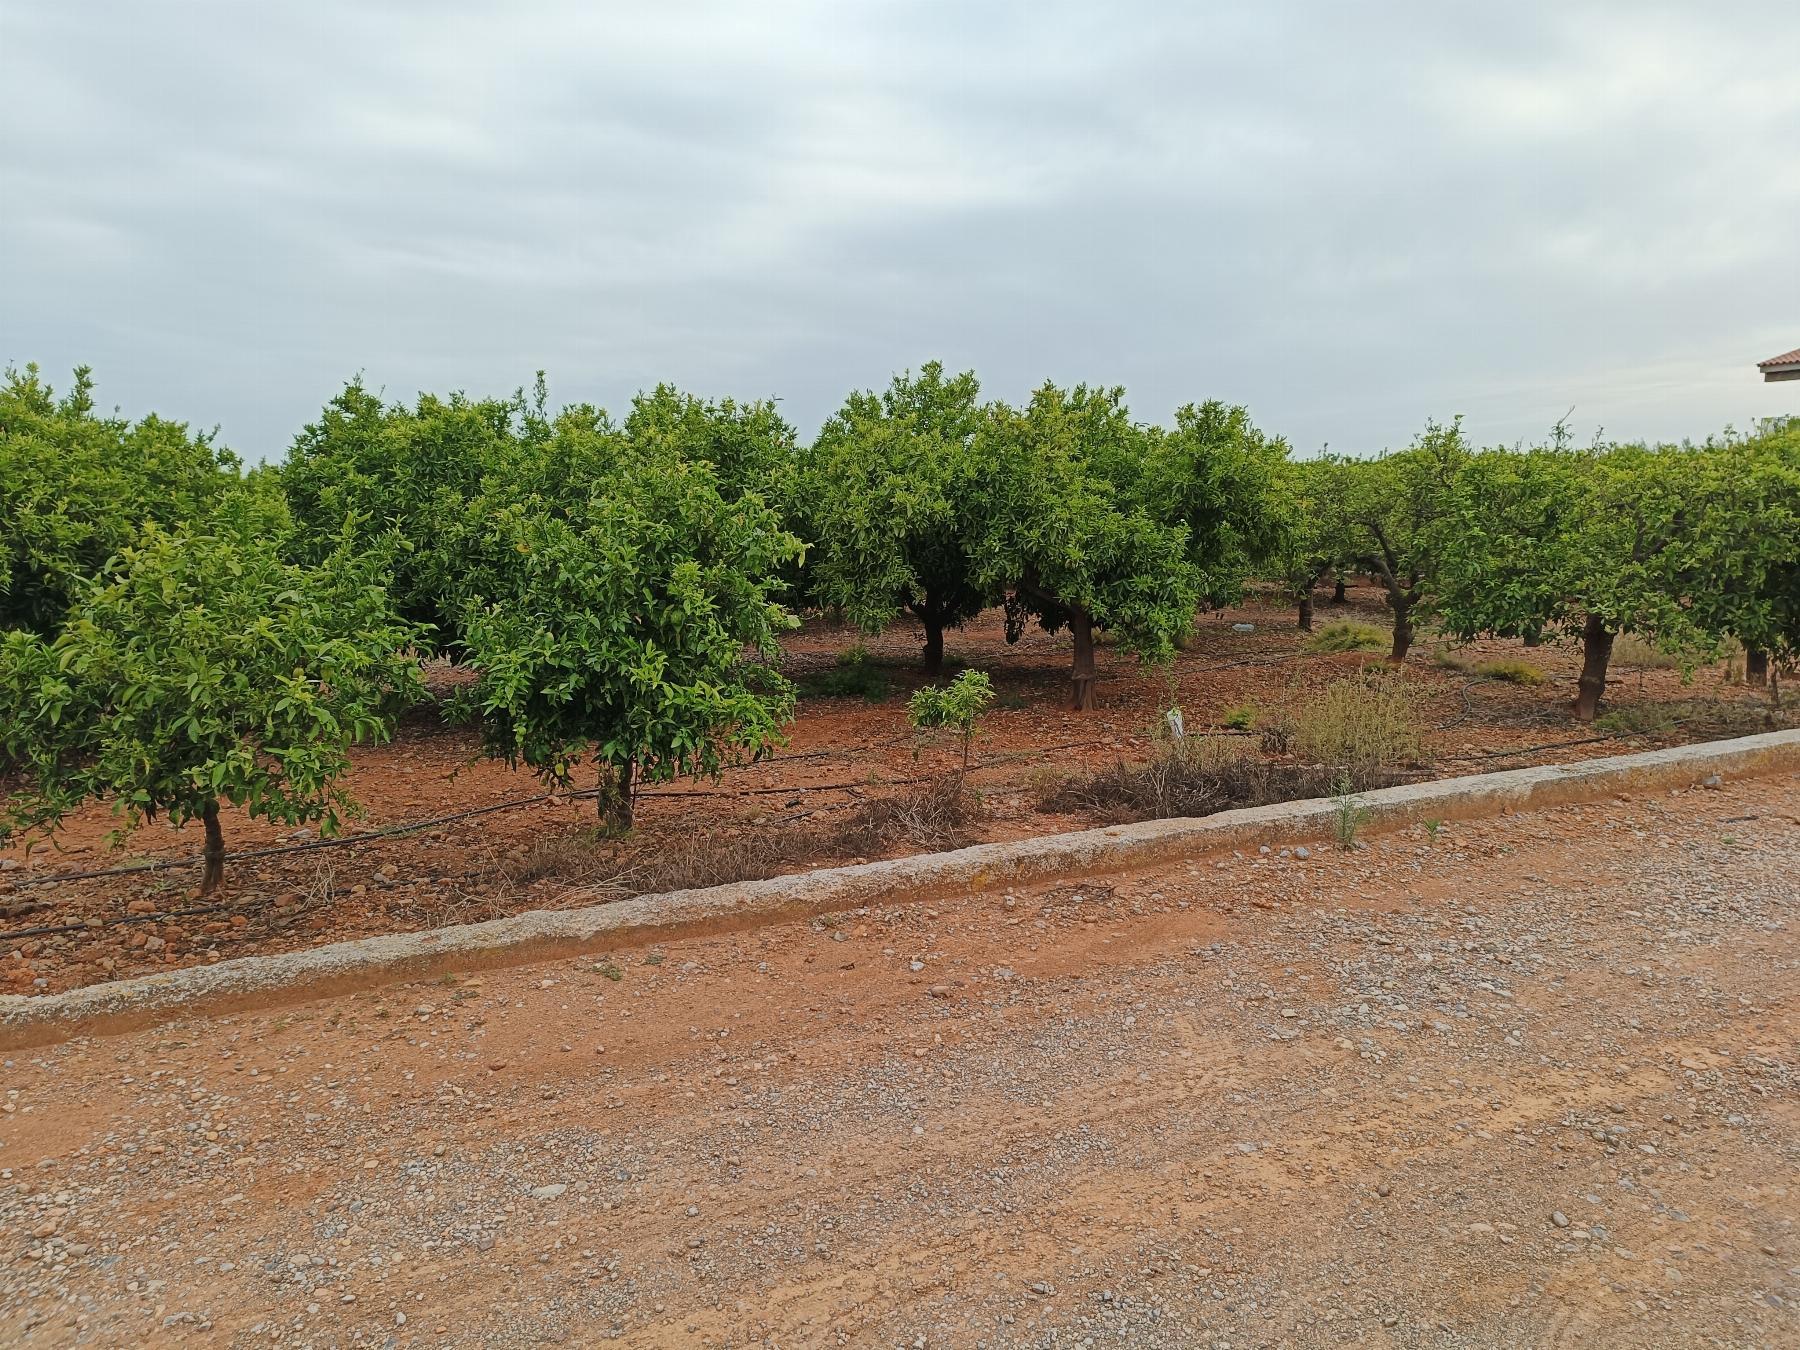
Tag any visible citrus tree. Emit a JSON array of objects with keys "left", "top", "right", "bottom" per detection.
[
  {"left": 803, "top": 362, "right": 993, "bottom": 671},
  {"left": 455, "top": 455, "right": 802, "bottom": 830},
  {"left": 1261, "top": 456, "right": 1358, "bottom": 630},
  {"left": 0, "top": 524, "right": 425, "bottom": 891},
  {"left": 908, "top": 669, "right": 995, "bottom": 772},
  {"left": 1434, "top": 440, "right": 1771, "bottom": 720},
  {"left": 1138, "top": 399, "right": 1292, "bottom": 611},
  {"left": 280, "top": 379, "right": 552, "bottom": 642},
  {"left": 1342, "top": 420, "right": 1472, "bottom": 661},
  {"left": 1, "top": 364, "right": 239, "bottom": 634},
  {"left": 972, "top": 384, "right": 1201, "bottom": 710},
  {"left": 1668, "top": 424, "right": 1800, "bottom": 700}
]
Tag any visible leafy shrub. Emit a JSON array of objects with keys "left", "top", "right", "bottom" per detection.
[
  {"left": 1474, "top": 658, "right": 1544, "bottom": 685},
  {"left": 0, "top": 525, "right": 424, "bottom": 891},
  {"left": 907, "top": 669, "right": 995, "bottom": 771},
  {"left": 1593, "top": 704, "right": 1679, "bottom": 736},
  {"left": 1221, "top": 702, "right": 1257, "bottom": 730},
  {"left": 799, "top": 647, "right": 890, "bottom": 702},
  {"left": 1307, "top": 621, "right": 1388, "bottom": 654},
  {"left": 1293, "top": 671, "right": 1421, "bottom": 774}
]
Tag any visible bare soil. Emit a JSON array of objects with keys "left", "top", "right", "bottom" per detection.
[
  {"left": 1, "top": 589, "right": 1789, "bottom": 996},
  {"left": 1, "top": 772, "right": 1795, "bottom": 1346}
]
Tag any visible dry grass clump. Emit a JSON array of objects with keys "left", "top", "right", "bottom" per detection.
[
  {"left": 1036, "top": 735, "right": 1350, "bottom": 824},
  {"left": 831, "top": 774, "right": 983, "bottom": 856},
  {"left": 1307, "top": 621, "right": 1388, "bottom": 654},
  {"left": 1474, "top": 658, "right": 1544, "bottom": 685},
  {"left": 1611, "top": 633, "right": 1684, "bottom": 670},
  {"left": 1293, "top": 671, "right": 1421, "bottom": 775}
]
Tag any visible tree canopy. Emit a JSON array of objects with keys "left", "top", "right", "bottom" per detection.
[
  {"left": 454, "top": 452, "right": 802, "bottom": 829},
  {"left": 972, "top": 384, "right": 1202, "bottom": 709},
  {"left": 0, "top": 523, "right": 424, "bottom": 890},
  {"left": 1, "top": 364, "right": 240, "bottom": 634},
  {"left": 802, "top": 362, "right": 992, "bottom": 671}
]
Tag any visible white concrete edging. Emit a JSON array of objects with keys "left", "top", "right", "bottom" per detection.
[{"left": 3, "top": 729, "right": 1796, "bottom": 1048}]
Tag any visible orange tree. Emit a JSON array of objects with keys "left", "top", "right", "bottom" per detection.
[
  {"left": 1433, "top": 436, "right": 1797, "bottom": 720},
  {"left": 970, "top": 384, "right": 1201, "bottom": 710},
  {"left": 454, "top": 451, "right": 801, "bottom": 831},
  {"left": 1, "top": 364, "right": 238, "bottom": 634},
  {"left": 801, "top": 362, "right": 994, "bottom": 672},
  {"left": 0, "top": 519, "right": 423, "bottom": 891}
]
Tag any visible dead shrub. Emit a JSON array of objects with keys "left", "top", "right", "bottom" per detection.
[
  {"left": 1293, "top": 671, "right": 1421, "bottom": 776},
  {"left": 832, "top": 773, "right": 983, "bottom": 856},
  {"left": 623, "top": 831, "right": 801, "bottom": 893},
  {"left": 1037, "top": 736, "right": 1348, "bottom": 824}
]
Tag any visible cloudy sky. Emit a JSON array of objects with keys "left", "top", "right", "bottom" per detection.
[{"left": 3, "top": 1, "right": 1797, "bottom": 461}]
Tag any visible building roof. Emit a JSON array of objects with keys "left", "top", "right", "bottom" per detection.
[{"left": 1758, "top": 347, "right": 1800, "bottom": 369}]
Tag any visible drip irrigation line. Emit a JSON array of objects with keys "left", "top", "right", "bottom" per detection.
[{"left": 0, "top": 772, "right": 941, "bottom": 894}]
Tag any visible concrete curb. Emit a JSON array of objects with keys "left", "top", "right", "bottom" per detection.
[{"left": 4, "top": 729, "right": 1796, "bottom": 1049}]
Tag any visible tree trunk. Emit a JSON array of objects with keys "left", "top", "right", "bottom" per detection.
[
  {"left": 1574, "top": 614, "right": 1614, "bottom": 722},
  {"left": 1297, "top": 593, "right": 1314, "bottom": 632},
  {"left": 598, "top": 759, "right": 636, "bottom": 830},
  {"left": 199, "top": 801, "right": 225, "bottom": 895},
  {"left": 922, "top": 615, "right": 945, "bottom": 675},
  {"left": 1387, "top": 596, "right": 1413, "bottom": 663},
  {"left": 1332, "top": 577, "right": 1348, "bottom": 605},
  {"left": 1522, "top": 629, "right": 1542, "bottom": 649},
  {"left": 1069, "top": 608, "right": 1098, "bottom": 711},
  {"left": 1745, "top": 647, "right": 1768, "bottom": 687}
]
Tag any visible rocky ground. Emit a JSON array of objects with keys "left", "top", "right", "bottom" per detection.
[{"left": 0, "top": 771, "right": 1795, "bottom": 1347}]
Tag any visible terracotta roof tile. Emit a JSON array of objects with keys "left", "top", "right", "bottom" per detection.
[{"left": 1758, "top": 347, "right": 1800, "bottom": 368}]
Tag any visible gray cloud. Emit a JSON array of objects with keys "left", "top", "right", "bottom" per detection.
[{"left": 3, "top": 0, "right": 1796, "bottom": 460}]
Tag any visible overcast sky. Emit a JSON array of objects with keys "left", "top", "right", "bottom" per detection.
[{"left": 3, "top": 1, "right": 1797, "bottom": 462}]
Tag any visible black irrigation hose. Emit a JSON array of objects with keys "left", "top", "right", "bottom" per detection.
[{"left": 0, "top": 770, "right": 945, "bottom": 896}]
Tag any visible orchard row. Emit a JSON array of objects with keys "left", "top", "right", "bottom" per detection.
[{"left": 2, "top": 362, "right": 1796, "bottom": 885}]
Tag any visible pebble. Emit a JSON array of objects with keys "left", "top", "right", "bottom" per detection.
[{"left": 531, "top": 1184, "right": 568, "bottom": 1200}]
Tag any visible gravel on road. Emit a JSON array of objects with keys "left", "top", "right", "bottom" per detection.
[{"left": 1, "top": 774, "right": 1796, "bottom": 1347}]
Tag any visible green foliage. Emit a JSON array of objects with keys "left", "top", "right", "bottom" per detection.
[
  {"left": 281, "top": 376, "right": 801, "bottom": 653},
  {"left": 800, "top": 646, "right": 891, "bottom": 702},
  {"left": 1, "top": 364, "right": 241, "bottom": 634},
  {"left": 1261, "top": 456, "right": 1357, "bottom": 616},
  {"left": 1675, "top": 423, "right": 1800, "bottom": 675},
  {"left": 1294, "top": 671, "right": 1421, "bottom": 774},
  {"left": 1342, "top": 420, "right": 1473, "bottom": 659},
  {"left": 972, "top": 384, "right": 1203, "bottom": 705},
  {"left": 0, "top": 524, "right": 424, "bottom": 888},
  {"left": 453, "top": 454, "right": 802, "bottom": 829},
  {"left": 1474, "top": 658, "right": 1544, "bottom": 685},
  {"left": 1137, "top": 400, "right": 1290, "bottom": 607},
  {"left": 1434, "top": 428, "right": 1800, "bottom": 717},
  {"left": 280, "top": 378, "right": 548, "bottom": 639},
  {"left": 1221, "top": 702, "right": 1258, "bottom": 730},
  {"left": 907, "top": 669, "right": 996, "bottom": 771},
  {"left": 1307, "top": 620, "right": 1388, "bottom": 653},
  {"left": 1330, "top": 773, "right": 1368, "bottom": 850},
  {"left": 801, "top": 363, "right": 992, "bottom": 668}
]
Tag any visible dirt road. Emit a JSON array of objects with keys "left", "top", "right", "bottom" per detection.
[{"left": 2, "top": 775, "right": 1796, "bottom": 1347}]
